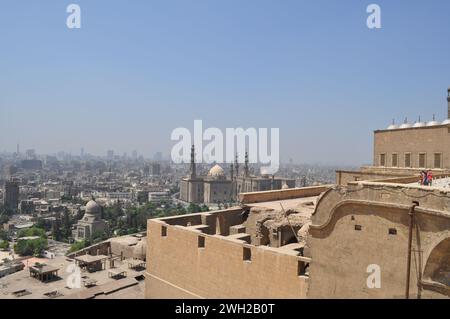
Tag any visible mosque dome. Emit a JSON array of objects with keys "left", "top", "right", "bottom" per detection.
[
  {"left": 85, "top": 200, "right": 101, "bottom": 215},
  {"left": 442, "top": 119, "right": 450, "bottom": 125},
  {"left": 207, "top": 164, "right": 225, "bottom": 179},
  {"left": 412, "top": 118, "right": 426, "bottom": 127},
  {"left": 426, "top": 115, "right": 440, "bottom": 126},
  {"left": 387, "top": 124, "right": 398, "bottom": 130},
  {"left": 399, "top": 123, "right": 412, "bottom": 129},
  {"left": 426, "top": 120, "right": 440, "bottom": 126}
]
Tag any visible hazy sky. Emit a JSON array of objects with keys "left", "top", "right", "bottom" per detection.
[{"left": 1, "top": 0, "right": 449, "bottom": 165}]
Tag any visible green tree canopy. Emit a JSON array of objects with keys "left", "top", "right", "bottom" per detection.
[
  {"left": 0, "top": 240, "right": 9, "bottom": 250},
  {"left": 18, "top": 227, "right": 47, "bottom": 239},
  {"left": 14, "top": 238, "right": 48, "bottom": 256}
]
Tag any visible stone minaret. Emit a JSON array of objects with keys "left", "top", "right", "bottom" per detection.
[
  {"left": 189, "top": 144, "right": 196, "bottom": 179},
  {"left": 230, "top": 163, "right": 235, "bottom": 202},
  {"left": 447, "top": 87, "right": 450, "bottom": 119},
  {"left": 244, "top": 152, "right": 249, "bottom": 177},
  {"left": 234, "top": 153, "right": 239, "bottom": 177}
]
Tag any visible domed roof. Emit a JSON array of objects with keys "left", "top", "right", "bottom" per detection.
[
  {"left": 387, "top": 124, "right": 398, "bottom": 130},
  {"left": 427, "top": 115, "right": 440, "bottom": 126},
  {"left": 282, "top": 183, "right": 290, "bottom": 190},
  {"left": 442, "top": 119, "right": 450, "bottom": 125},
  {"left": 85, "top": 200, "right": 101, "bottom": 214},
  {"left": 387, "top": 119, "right": 397, "bottom": 130},
  {"left": 426, "top": 120, "right": 440, "bottom": 126},
  {"left": 207, "top": 164, "right": 225, "bottom": 178},
  {"left": 412, "top": 121, "right": 426, "bottom": 128},
  {"left": 399, "top": 123, "right": 412, "bottom": 129}
]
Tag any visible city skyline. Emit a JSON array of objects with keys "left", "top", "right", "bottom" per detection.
[{"left": 1, "top": 1, "right": 450, "bottom": 166}]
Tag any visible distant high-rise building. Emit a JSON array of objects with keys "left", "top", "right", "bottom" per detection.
[
  {"left": 6, "top": 165, "right": 18, "bottom": 176},
  {"left": 3, "top": 180, "right": 19, "bottom": 212},
  {"left": 21, "top": 159, "right": 42, "bottom": 170},
  {"left": 151, "top": 163, "right": 161, "bottom": 176},
  {"left": 132, "top": 150, "right": 138, "bottom": 160},
  {"left": 153, "top": 152, "right": 163, "bottom": 162},
  {"left": 25, "top": 149, "right": 36, "bottom": 159},
  {"left": 81, "top": 147, "right": 84, "bottom": 158},
  {"left": 107, "top": 150, "right": 114, "bottom": 160}
]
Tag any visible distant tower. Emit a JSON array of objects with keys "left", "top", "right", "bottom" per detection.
[
  {"left": 16, "top": 143, "right": 20, "bottom": 155},
  {"left": 447, "top": 87, "right": 450, "bottom": 119},
  {"left": 4, "top": 180, "right": 19, "bottom": 212},
  {"left": 234, "top": 153, "right": 239, "bottom": 177},
  {"left": 189, "top": 145, "right": 196, "bottom": 178},
  {"left": 230, "top": 163, "right": 235, "bottom": 201},
  {"left": 244, "top": 152, "right": 249, "bottom": 177}
]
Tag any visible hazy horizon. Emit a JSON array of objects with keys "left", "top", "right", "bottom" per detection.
[{"left": 1, "top": 1, "right": 450, "bottom": 167}]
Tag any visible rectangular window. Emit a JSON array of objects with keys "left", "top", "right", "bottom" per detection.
[
  {"left": 405, "top": 153, "right": 411, "bottom": 168},
  {"left": 419, "top": 153, "right": 426, "bottom": 168},
  {"left": 392, "top": 153, "right": 398, "bottom": 167},
  {"left": 380, "top": 154, "right": 386, "bottom": 167},
  {"left": 243, "top": 247, "right": 251, "bottom": 262},
  {"left": 198, "top": 236, "right": 205, "bottom": 248},
  {"left": 355, "top": 225, "right": 362, "bottom": 231},
  {"left": 298, "top": 261, "right": 309, "bottom": 276},
  {"left": 434, "top": 153, "right": 442, "bottom": 169},
  {"left": 161, "top": 225, "right": 167, "bottom": 237}
]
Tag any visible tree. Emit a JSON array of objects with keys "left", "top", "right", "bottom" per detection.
[
  {"left": 61, "top": 209, "right": 72, "bottom": 240},
  {"left": 14, "top": 238, "right": 48, "bottom": 256},
  {"left": 68, "top": 240, "right": 90, "bottom": 254},
  {"left": 51, "top": 213, "right": 62, "bottom": 241},
  {"left": 0, "top": 240, "right": 9, "bottom": 250},
  {"left": 187, "top": 203, "right": 201, "bottom": 214},
  {"left": 91, "top": 231, "right": 107, "bottom": 244},
  {"left": 0, "top": 214, "right": 9, "bottom": 225},
  {"left": 0, "top": 229, "right": 8, "bottom": 241},
  {"left": 18, "top": 227, "right": 46, "bottom": 239}
]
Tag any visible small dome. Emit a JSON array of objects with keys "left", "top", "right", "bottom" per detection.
[
  {"left": 85, "top": 200, "right": 101, "bottom": 214},
  {"left": 387, "top": 124, "right": 398, "bottom": 130},
  {"left": 282, "top": 183, "right": 290, "bottom": 190},
  {"left": 207, "top": 164, "right": 225, "bottom": 178},
  {"left": 412, "top": 121, "right": 426, "bottom": 128},
  {"left": 426, "top": 120, "right": 440, "bottom": 126},
  {"left": 399, "top": 123, "right": 412, "bottom": 129},
  {"left": 442, "top": 119, "right": 450, "bottom": 125}
]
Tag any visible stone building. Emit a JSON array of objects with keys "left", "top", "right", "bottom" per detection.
[
  {"left": 146, "top": 89, "right": 450, "bottom": 299},
  {"left": 180, "top": 145, "right": 295, "bottom": 204},
  {"left": 307, "top": 181, "right": 450, "bottom": 299},
  {"left": 337, "top": 88, "right": 450, "bottom": 185},
  {"left": 73, "top": 200, "right": 107, "bottom": 241}
]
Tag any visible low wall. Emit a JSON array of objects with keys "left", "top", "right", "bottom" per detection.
[
  {"left": 146, "top": 219, "right": 309, "bottom": 299},
  {"left": 239, "top": 185, "right": 332, "bottom": 204}
]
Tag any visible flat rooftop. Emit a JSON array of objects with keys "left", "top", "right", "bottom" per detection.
[
  {"left": 245, "top": 196, "right": 317, "bottom": 213},
  {"left": 75, "top": 254, "right": 109, "bottom": 263},
  {"left": 0, "top": 255, "right": 145, "bottom": 299}
]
